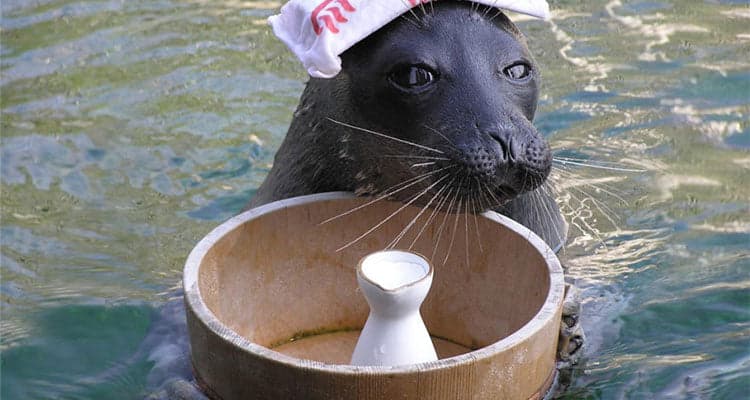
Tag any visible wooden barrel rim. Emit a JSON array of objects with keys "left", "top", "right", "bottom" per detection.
[{"left": 184, "top": 191, "right": 565, "bottom": 376}]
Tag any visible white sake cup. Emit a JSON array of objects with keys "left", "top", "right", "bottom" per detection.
[{"left": 350, "top": 250, "right": 438, "bottom": 366}]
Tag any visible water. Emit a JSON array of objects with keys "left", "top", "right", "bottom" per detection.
[{"left": 1, "top": 0, "right": 748, "bottom": 398}]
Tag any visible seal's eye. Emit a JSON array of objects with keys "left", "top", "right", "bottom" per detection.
[
  {"left": 389, "top": 65, "right": 437, "bottom": 91},
  {"left": 503, "top": 62, "right": 532, "bottom": 81}
]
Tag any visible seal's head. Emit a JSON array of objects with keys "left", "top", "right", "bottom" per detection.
[
  {"left": 254, "top": 1, "right": 552, "bottom": 214},
  {"left": 337, "top": 2, "right": 549, "bottom": 209}
]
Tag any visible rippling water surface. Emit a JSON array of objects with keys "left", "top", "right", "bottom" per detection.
[{"left": 1, "top": 1, "right": 748, "bottom": 399}]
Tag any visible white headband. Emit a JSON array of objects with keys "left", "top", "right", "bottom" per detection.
[{"left": 268, "top": 0, "right": 550, "bottom": 78}]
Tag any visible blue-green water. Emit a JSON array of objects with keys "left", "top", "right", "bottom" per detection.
[{"left": 1, "top": 0, "right": 748, "bottom": 398}]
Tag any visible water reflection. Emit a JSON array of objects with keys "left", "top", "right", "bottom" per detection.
[{"left": 1, "top": 0, "right": 749, "bottom": 398}]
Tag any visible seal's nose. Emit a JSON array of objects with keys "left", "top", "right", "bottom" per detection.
[
  {"left": 487, "top": 126, "right": 551, "bottom": 175},
  {"left": 488, "top": 128, "right": 523, "bottom": 163},
  {"left": 481, "top": 123, "right": 552, "bottom": 193}
]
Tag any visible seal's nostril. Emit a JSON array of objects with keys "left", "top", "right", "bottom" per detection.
[
  {"left": 496, "top": 139, "right": 509, "bottom": 162},
  {"left": 488, "top": 129, "right": 515, "bottom": 162}
]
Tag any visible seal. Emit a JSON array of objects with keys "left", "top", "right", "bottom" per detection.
[
  {"left": 250, "top": 0, "right": 583, "bottom": 371},
  {"left": 249, "top": 1, "right": 569, "bottom": 250},
  {"left": 145, "top": 3, "right": 583, "bottom": 399}
]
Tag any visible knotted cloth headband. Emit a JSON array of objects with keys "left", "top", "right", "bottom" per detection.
[{"left": 268, "top": 0, "right": 550, "bottom": 78}]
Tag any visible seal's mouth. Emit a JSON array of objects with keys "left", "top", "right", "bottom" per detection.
[
  {"left": 428, "top": 182, "right": 519, "bottom": 214},
  {"left": 349, "top": 140, "right": 549, "bottom": 215},
  {"left": 401, "top": 142, "right": 550, "bottom": 215},
  {"left": 376, "top": 170, "right": 524, "bottom": 216}
]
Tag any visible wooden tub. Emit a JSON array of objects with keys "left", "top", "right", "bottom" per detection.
[{"left": 184, "top": 192, "right": 564, "bottom": 399}]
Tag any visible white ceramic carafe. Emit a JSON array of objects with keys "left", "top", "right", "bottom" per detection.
[{"left": 350, "top": 250, "right": 438, "bottom": 366}]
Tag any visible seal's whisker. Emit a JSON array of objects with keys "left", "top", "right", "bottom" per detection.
[
  {"left": 521, "top": 161, "right": 531, "bottom": 193},
  {"left": 417, "top": 0, "right": 428, "bottom": 18},
  {"left": 529, "top": 189, "right": 542, "bottom": 238},
  {"left": 482, "top": 182, "right": 508, "bottom": 210},
  {"left": 481, "top": 182, "right": 501, "bottom": 209},
  {"left": 336, "top": 172, "right": 451, "bottom": 252},
  {"left": 411, "top": 162, "right": 437, "bottom": 168},
  {"left": 443, "top": 190, "right": 464, "bottom": 265},
  {"left": 553, "top": 155, "right": 644, "bottom": 169},
  {"left": 594, "top": 183, "right": 629, "bottom": 206},
  {"left": 536, "top": 185, "right": 565, "bottom": 247},
  {"left": 410, "top": 179, "right": 456, "bottom": 250},
  {"left": 388, "top": 186, "right": 444, "bottom": 250},
  {"left": 552, "top": 166, "right": 629, "bottom": 206},
  {"left": 482, "top": 2, "right": 497, "bottom": 18},
  {"left": 328, "top": 118, "right": 445, "bottom": 154},
  {"left": 535, "top": 190, "right": 546, "bottom": 234},
  {"left": 423, "top": 124, "right": 458, "bottom": 151},
  {"left": 382, "top": 155, "right": 449, "bottom": 161},
  {"left": 463, "top": 194, "right": 470, "bottom": 268},
  {"left": 470, "top": 188, "right": 484, "bottom": 253},
  {"left": 570, "top": 186, "right": 620, "bottom": 228},
  {"left": 535, "top": 190, "right": 550, "bottom": 238},
  {"left": 572, "top": 179, "right": 628, "bottom": 207},
  {"left": 489, "top": 2, "right": 505, "bottom": 22},
  {"left": 398, "top": 0, "right": 424, "bottom": 27},
  {"left": 476, "top": 181, "right": 495, "bottom": 214},
  {"left": 534, "top": 190, "right": 550, "bottom": 246},
  {"left": 398, "top": 14, "right": 421, "bottom": 29},
  {"left": 431, "top": 183, "right": 460, "bottom": 261},
  {"left": 386, "top": 173, "right": 451, "bottom": 249},
  {"left": 553, "top": 158, "right": 645, "bottom": 173},
  {"left": 321, "top": 166, "right": 453, "bottom": 225},
  {"left": 532, "top": 188, "right": 564, "bottom": 248}
]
